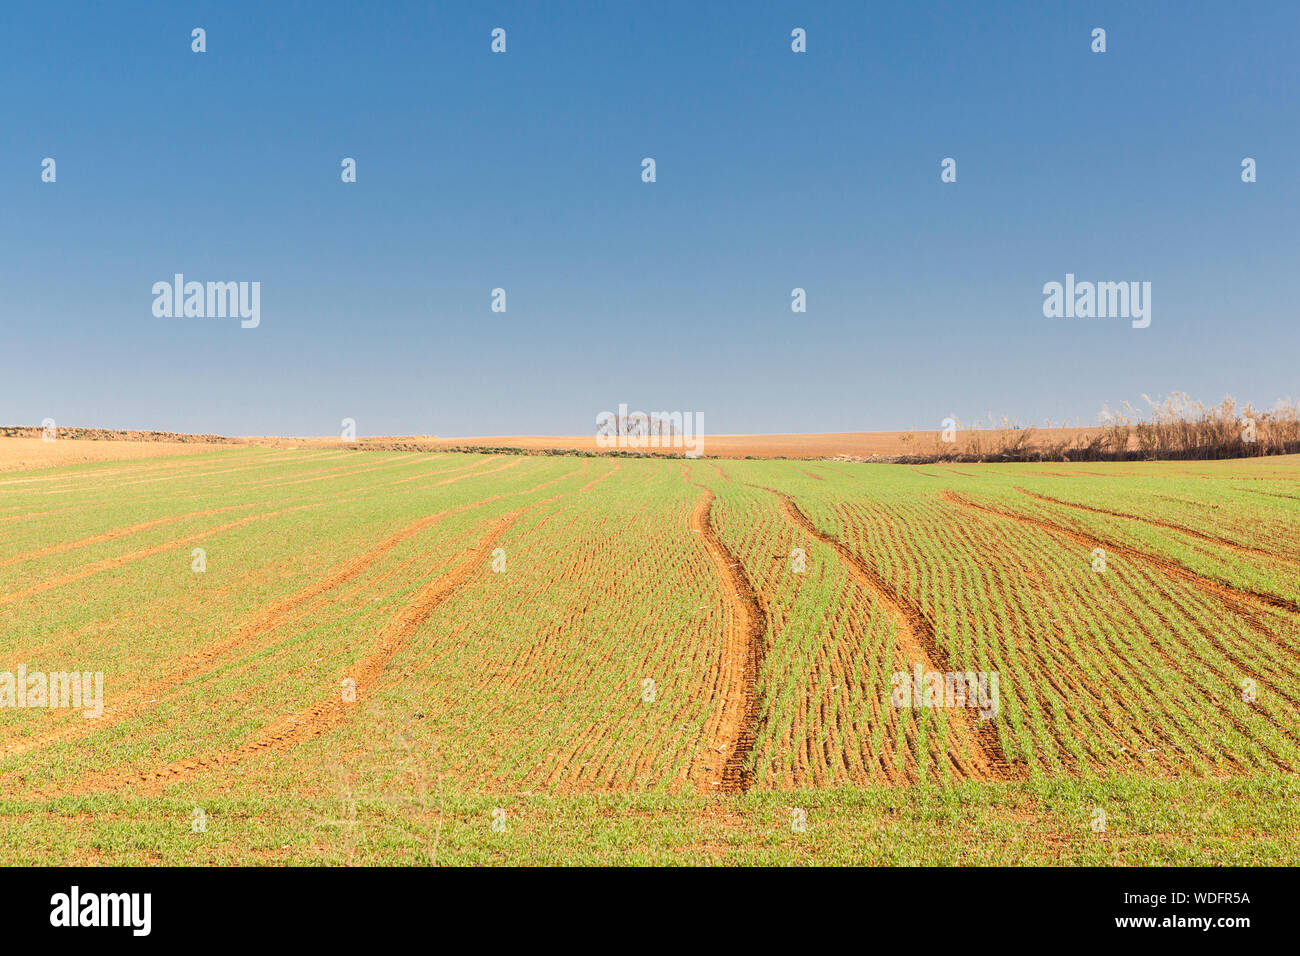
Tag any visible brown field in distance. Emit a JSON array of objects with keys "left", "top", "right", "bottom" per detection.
[
  {"left": 0, "top": 437, "right": 233, "bottom": 473},
  {"left": 0, "top": 428, "right": 1091, "bottom": 473},
  {"left": 6, "top": 390, "right": 1297, "bottom": 471},
  {"left": 243, "top": 428, "right": 1104, "bottom": 459}
]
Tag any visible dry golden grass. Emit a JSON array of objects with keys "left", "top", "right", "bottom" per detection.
[{"left": 7, "top": 392, "right": 1295, "bottom": 467}]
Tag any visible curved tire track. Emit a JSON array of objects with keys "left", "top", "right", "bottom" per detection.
[
  {"left": 47, "top": 467, "right": 602, "bottom": 795},
  {"left": 1016, "top": 488, "right": 1300, "bottom": 566},
  {"left": 771, "top": 490, "right": 1013, "bottom": 781},
  {"left": 1, "top": 466, "right": 596, "bottom": 762},
  {"left": 64, "top": 504, "right": 548, "bottom": 795},
  {"left": 945, "top": 491, "right": 1300, "bottom": 619},
  {"left": 685, "top": 481, "right": 766, "bottom": 794}
]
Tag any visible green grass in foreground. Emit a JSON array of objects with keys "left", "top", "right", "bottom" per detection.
[{"left": 2, "top": 775, "right": 1296, "bottom": 865}]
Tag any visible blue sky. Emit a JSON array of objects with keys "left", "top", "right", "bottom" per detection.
[{"left": 2, "top": 1, "right": 1296, "bottom": 436}]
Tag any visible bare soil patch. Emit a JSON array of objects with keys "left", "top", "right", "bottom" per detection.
[
  {"left": 0, "top": 438, "right": 228, "bottom": 473},
  {"left": 685, "top": 480, "right": 766, "bottom": 794},
  {"left": 240, "top": 429, "right": 1106, "bottom": 460}
]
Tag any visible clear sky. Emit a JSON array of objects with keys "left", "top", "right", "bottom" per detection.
[{"left": 2, "top": 1, "right": 1296, "bottom": 437}]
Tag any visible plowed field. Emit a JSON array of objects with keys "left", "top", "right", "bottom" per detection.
[{"left": 1, "top": 447, "right": 1296, "bottom": 864}]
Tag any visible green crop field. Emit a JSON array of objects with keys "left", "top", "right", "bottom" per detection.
[{"left": 0, "top": 447, "right": 1297, "bottom": 865}]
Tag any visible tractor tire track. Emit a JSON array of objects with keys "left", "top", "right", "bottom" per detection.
[
  {"left": 0, "top": 504, "right": 326, "bottom": 609},
  {"left": 0, "top": 458, "right": 549, "bottom": 614},
  {"left": 63, "top": 492, "right": 570, "bottom": 796},
  {"left": 0, "top": 510, "right": 453, "bottom": 760},
  {"left": 1016, "top": 488, "right": 1300, "bottom": 565},
  {"left": 0, "top": 503, "right": 256, "bottom": 570},
  {"left": 1, "top": 467, "right": 595, "bottom": 761},
  {"left": 944, "top": 491, "right": 1300, "bottom": 619},
  {"left": 771, "top": 491, "right": 1013, "bottom": 781},
  {"left": 684, "top": 481, "right": 766, "bottom": 794}
]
